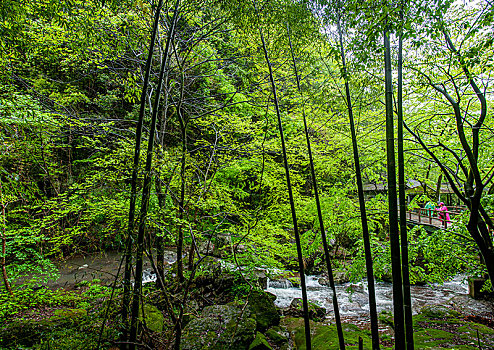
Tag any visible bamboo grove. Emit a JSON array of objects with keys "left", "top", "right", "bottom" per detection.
[{"left": 0, "top": 0, "right": 493, "bottom": 349}]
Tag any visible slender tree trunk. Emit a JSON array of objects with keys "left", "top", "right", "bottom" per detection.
[
  {"left": 122, "top": 0, "right": 164, "bottom": 335},
  {"left": 155, "top": 177, "right": 166, "bottom": 286},
  {"left": 287, "top": 23, "right": 345, "bottom": 350},
  {"left": 253, "top": 2, "right": 311, "bottom": 348},
  {"left": 335, "top": 15, "right": 380, "bottom": 349},
  {"left": 435, "top": 174, "right": 442, "bottom": 203},
  {"left": 174, "top": 42, "right": 187, "bottom": 283},
  {"left": 177, "top": 109, "right": 186, "bottom": 283},
  {"left": 0, "top": 182, "right": 13, "bottom": 296},
  {"left": 129, "top": 2, "right": 181, "bottom": 348},
  {"left": 397, "top": 6, "right": 414, "bottom": 348},
  {"left": 384, "top": 24, "right": 406, "bottom": 349}
]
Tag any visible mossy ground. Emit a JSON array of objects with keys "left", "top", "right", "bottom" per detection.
[
  {"left": 283, "top": 307, "right": 494, "bottom": 350},
  {"left": 0, "top": 282, "right": 121, "bottom": 349},
  {"left": 413, "top": 312, "right": 494, "bottom": 349}
]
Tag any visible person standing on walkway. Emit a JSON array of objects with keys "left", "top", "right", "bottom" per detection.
[
  {"left": 424, "top": 201, "right": 436, "bottom": 216},
  {"left": 436, "top": 202, "right": 451, "bottom": 227}
]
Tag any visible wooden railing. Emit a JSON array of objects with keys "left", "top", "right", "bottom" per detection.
[{"left": 406, "top": 207, "right": 465, "bottom": 229}]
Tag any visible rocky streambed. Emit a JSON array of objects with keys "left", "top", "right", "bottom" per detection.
[
  {"left": 266, "top": 274, "right": 470, "bottom": 318},
  {"left": 15, "top": 251, "right": 493, "bottom": 349}
]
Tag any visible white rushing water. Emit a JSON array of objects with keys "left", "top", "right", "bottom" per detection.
[{"left": 266, "top": 275, "right": 468, "bottom": 317}]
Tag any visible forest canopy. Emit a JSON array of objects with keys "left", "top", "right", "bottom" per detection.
[{"left": 0, "top": 0, "right": 493, "bottom": 349}]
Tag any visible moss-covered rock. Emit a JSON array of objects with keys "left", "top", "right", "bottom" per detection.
[
  {"left": 265, "top": 326, "right": 288, "bottom": 345},
  {"left": 181, "top": 303, "right": 256, "bottom": 350},
  {"left": 139, "top": 303, "right": 164, "bottom": 333},
  {"left": 283, "top": 317, "right": 376, "bottom": 349},
  {"left": 419, "top": 305, "right": 460, "bottom": 319},
  {"left": 450, "top": 295, "right": 494, "bottom": 318},
  {"left": 248, "top": 332, "right": 272, "bottom": 350},
  {"left": 413, "top": 304, "right": 494, "bottom": 349},
  {"left": 286, "top": 299, "right": 326, "bottom": 322},
  {"left": 0, "top": 308, "right": 88, "bottom": 347},
  {"left": 248, "top": 291, "right": 280, "bottom": 331}
]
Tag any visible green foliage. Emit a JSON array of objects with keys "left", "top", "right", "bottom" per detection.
[{"left": 0, "top": 288, "right": 79, "bottom": 320}]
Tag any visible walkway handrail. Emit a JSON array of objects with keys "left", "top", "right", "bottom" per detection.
[{"left": 407, "top": 207, "right": 465, "bottom": 229}]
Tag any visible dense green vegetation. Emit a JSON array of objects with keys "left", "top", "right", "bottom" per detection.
[{"left": 0, "top": 0, "right": 493, "bottom": 348}]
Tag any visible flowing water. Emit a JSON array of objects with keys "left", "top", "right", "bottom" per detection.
[
  {"left": 45, "top": 251, "right": 469, "bottom": 319},
  {"left": 266, "top": 275, "right": 469, "bottom": 318},
  {"left": 47, "top": 250, "right": 177, "bottom": 288}
]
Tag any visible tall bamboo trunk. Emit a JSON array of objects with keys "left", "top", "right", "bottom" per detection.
[
  {"left": 287, "top": 23, "right": 345, "bottom": 350},
  {"left": 384, "top": 24, "right": 406, "bottom": 349},
  {"left": 128, "top": 1, "right": 181, "bottom": 348},
  {"left": 122, "top": 0, "right": 163, "bottom": 338},
  {"left": 177, "top": 110, "right": 186, "bottom": 283},
  {"left": 336, "top": 13, "right": 380, "bottom": 349},
  {"left": 0, "top": 182, "right": 13, "bottom": 296},
  {"left": 253, "top": 2, "right": 311, "bottom": 348},
  {"left": 397, "top": 7, "right": 414, "bottom": 348}
]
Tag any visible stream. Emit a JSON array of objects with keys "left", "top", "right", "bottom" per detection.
[
  {"left": 266, "top": 275, "right": 469, "bottom": 318},
  {"left": 47, "top": 251, "right": 470, "bottom": 320}
]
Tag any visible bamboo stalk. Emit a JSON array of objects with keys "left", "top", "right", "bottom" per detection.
[
  {"left": 397, "top": 3, "right": 414, "bottom": 347},
  {"left": 253, "top": 2, "right": 311, "bottom": 348},
  {"left": 336, "top": 12, "right": 379, "bottom": 350},
  {"left": 384, "top": 24, "right": 406, "bottom": 349},
  {"left": 122, "top": 0, "right": 164, "bottom": 336},
  {"left": 287, "top": 23, "right": 345, "bottom": 350},
  {"left": 128, "top": 1, "right": 181, "bottom": 348}
]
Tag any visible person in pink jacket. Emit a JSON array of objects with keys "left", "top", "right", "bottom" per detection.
[{"left": 436, "top": 202, "right": 451, "bottom": 226}]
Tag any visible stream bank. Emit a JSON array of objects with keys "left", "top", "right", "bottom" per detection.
[{"left": 2, "top": 250, "right": 494, "bottom": 349}]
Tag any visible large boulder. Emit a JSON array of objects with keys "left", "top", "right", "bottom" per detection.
[
  {"left": 181, "top": 303, "right": 256, "bottom": 350},
  {"left": 450, "top": 295, "right": 494, "bottom": 318},
  {"left": 419, "top": 305, "right": 460, "bottom": 319},
  {"left": 247, "top": 291, "right": 280, "bottom": 331},
  {"left": 286, "top": 298, "right": 326, "bottom": 322},
  {"left": 139, "top": 304, "right": 165, "bottom": 333},
  {"left": 0, "top": 308, "right": 87, "bottom": 347},
  {"left": 248, "top": 332, "right": 272, "bottom": 350}
]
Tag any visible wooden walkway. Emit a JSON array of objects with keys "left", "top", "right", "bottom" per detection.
[{"left": 405, "top": 206, "right": 465, "bottom": 229}]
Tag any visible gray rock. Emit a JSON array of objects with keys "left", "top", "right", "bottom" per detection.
[
  {"left": 286, "top": 298, "right": 326, "bottom": 321},
  {"left": 248, "top": 291, "right": 280, "bottom": 331},
  {"left": 450, "top": 295, "right": 494, "bottom": 318},
  {"left": 419, "top": 304, "right": 460, "bottom": 319},
  {"left": 181, "top": 304, "right": 256, "bottom": 350}
]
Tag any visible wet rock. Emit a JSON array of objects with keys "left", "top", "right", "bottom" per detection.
[
  {"left": 181, "top": 303, "right": 256, "bottom": 350},
  {"left": 334, "top": 270, "right": 350, "bottom": 284},
  {"left": 0, "top": 308, "right": 87, "bottom": 347},
  {"left": 268, "top": 278, "right": 293, "bottom": 289},
  {"left": 450, "top": 295, "right": 494, "bottom": 318},
  {"left": 346, "top": 283, "right": 364, "bottom": 293},
  {"left": 420, "top": 304, "right": 460, "bottom": 319},
  {"left": 318, "top": 270, "right": 349, "bottom": 286},
  {"left": 139, "top": 304, "right": 164, "bottom": 333},
  {"left": 286, "top": 298, "right": 326, "bottom": 321},
  {"left": 248, "top": 291, "right": 280, "bottom": 331},
  {"left": 248, "top": 332, "right": 272, "bottom": 350},
  {"left": 265, "top": 326, "right": 289, "bottom": 346}
]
